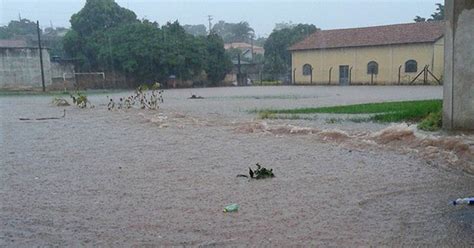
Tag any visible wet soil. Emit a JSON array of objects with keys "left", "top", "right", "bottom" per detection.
[{"left": 1, "top": 86, "right": 473, "bottom": 246}]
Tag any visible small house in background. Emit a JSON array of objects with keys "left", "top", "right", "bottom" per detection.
[
  {"left": 289, "top": 21, "right": 445, "bottom": 85},
  {"left": 224, "top": 42, "right": 264, "bottom": 61}
]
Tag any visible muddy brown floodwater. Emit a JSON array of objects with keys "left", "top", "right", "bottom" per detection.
[{"left": 1, "top": 86, "right": 474, "bottom": 246}]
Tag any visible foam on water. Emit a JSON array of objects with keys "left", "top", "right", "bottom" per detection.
[{"left": 235, "top": 121, "right": 474, "bottom": 174}]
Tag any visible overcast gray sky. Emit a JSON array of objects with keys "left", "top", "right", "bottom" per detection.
[{"left": 1, "top": 0, "right": 442, "bottom": 37}]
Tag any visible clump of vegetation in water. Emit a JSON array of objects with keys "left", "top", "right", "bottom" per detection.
[
  {"left": 238, "top": 163, "right": 275, "bottom": 179},
  {"left": 418, "top": 110, "right": 442, "bottom": 131},
  {"left": 258, "top": 111, "right": 275, "bottom": 119},
  {"left": 108, "top": 83, "right": 163, "bottom": 111},
  {"left": 52, "top": 97, "right": 70, "bottom": 106},
  {"left": 70, "top": 92, "right": 93, "bottom": 108}
]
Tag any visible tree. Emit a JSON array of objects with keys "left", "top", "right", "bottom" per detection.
[
  {"left": 161, "top": 21, "right": 208, "bottom": 80},
  {"left": 183, "top": 24, "right": 207, "bottom": 36},
  {"left": 274, "top": 21, "right": 296, "bottom": 31},
  {"left": 70, "top": 0, "right": 137, "bottom": 36},
  {"left": 430, "top": 3, "right": 445, "bottom": 21},
  {"left": 263, "top": 24, "right": 318, "bottom": 78},
  {"left": 254, "top": 37, "right": 267, "bottom": 47},
  {"left": 43, "top": 27, "right": 70, "bottom": 57},
  {"left": 203, "top": 33, "right": 233, "bottom": 85},
  {"left": 5, "top": 19, "right": 38, "bottom": 36},
  {"left": 64, "top": 0, "right": 139, "bottom": 70},
  {"left": 0, "top": 18, "right": 38, "bottom": 40},
  {"left": 64, "top": 0, "right": 232, "bottom": 87},
  {"left": 0, "top": 18, "right": 68, "bottom": 57},
  {"left": 414, "top": 16, "right": 426, "bottom": 23},
  {"left": 211, "top": 21, "right": 255, "bottom": 43},
  {"left": 98, "top": 21, "right": 163, "bottom": 82},
  {"left": 414, "top": 3, "right": 444, "bottom": 22}
]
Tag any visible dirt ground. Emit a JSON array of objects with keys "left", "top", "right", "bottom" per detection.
[{"left": 1, "top": 86, "right": 474, "bottom": 246}]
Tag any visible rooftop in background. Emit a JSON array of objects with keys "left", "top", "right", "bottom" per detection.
[
  {"left": 0, "top": 39, "right": 28, "bottom": 48},
  {"left": 289, "top": 21, "right": 445, "bottom": 51},
  {"left": 224, "top": 42, "right": 265, "bottom": 55}
]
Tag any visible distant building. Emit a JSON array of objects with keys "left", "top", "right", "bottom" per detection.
[
  {"left": 224, "top": 59, "right": 263, "bottom": 86},
  {"left": 0, "top": 39, "right": 75, "bottom": 90},
  {"left": 289, "top": 21, "right": 445, "bottom": 85},
  {"left": 224, "top": 42, "right": 264, "bottom": 60}
]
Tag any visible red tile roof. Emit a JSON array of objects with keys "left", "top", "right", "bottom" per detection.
[{"left": 289, "top": 21, "right": 445, "bottom": 51}]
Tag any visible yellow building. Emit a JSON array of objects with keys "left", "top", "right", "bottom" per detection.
[{"left": 289, "top": 22, "right": 444, "bottom": 85}]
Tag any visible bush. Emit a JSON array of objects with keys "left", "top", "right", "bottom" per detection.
[{"left": 418, "top": 110, "right": 442, "bottom": 131}]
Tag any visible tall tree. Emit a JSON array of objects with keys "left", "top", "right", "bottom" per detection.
[
  {"left": 212, "top": 21, "right": 255, "bottom": 43},
  {"left": 0, "top": 18, "right": 38, "bottom": 39},
  {"left": 70, "top": 0, "right": 137, "bottom": 36},
  {"left": 414, "top": 3, "right": 444, "bottom": 22},
  {"left": 64, "top": 0, "right": 232, "bottom": 86},
  {"left": 64, "top": 0, "right": 138, "bottom": 70},
  {"left": 97, "top": 21, "right": 163, "bottom": 82},
  {"left": 183, "top": 24, "right": 207, "bottom": 36},
  {"left": 263, "top": 24, "right": 318, "bottom": 78},
  {"left": 203, "top": 33, "right": 233, "bottom": 85}
]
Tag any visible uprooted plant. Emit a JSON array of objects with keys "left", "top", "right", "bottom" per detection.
[
  {"left": 52, "top": 97, "right": 70, "bottom": 106},
  {"left": 237, "top": 163, "right": 275, "bottom": 179},
  {"left": 107, "top": 83, "right": 164, "bottom": 111},
  {"left": 70, "top": 93, "right": 94, "bottom": 108}
]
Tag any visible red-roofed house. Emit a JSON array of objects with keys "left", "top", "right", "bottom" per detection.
[{"left": 289, "top": 21, "right": 445, "bottom": 85}]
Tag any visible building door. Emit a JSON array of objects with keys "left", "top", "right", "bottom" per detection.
[{"left": 339, "top": 65, "right": 350, "bottom": 85}]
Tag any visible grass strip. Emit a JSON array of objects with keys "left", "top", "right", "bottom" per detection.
[{"left": 257, "top": 99, "right": 442, "bottom": 123}]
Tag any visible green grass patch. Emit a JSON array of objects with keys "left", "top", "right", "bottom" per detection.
[
  {"left": 418, "top": 110, "right": 442, "bottom": 131},
  {"left": 256, "top": 99, "right": 443, "bottom": 127},
  {"left": 265, "top": 100, "right": 442, "bottom": 115}
]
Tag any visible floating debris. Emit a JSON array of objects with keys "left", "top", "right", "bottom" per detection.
[
  {"left": 189, "top": 94, "right": 204, "bottom": 99},
  {"left": 52, "top": 97, "right": 70, "bottom": 106},
  {"left": 223, "top": 203, "right": 239, "bottom": 212},
  {"left": 20, "top": 109, "right": 66, "bottom": 121},
  {"left": 237, "top": 163, "right": 275, "bottom": 179}
]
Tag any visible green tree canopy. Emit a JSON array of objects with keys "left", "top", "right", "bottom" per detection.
[
  {"left": 64, "top": 0, "right": 139, "bottom": 70},
  {"left": 212, "top": 21, "right": 255, "bottom": 43},
  {"left": 414, "top": 3, "right": 444, "bottom": 22},
  {"left": 0, "top": 18, "right": 38, "bottom": 39},
  {"left": 64, "top": 0, "right": 232, "bottom": 87},
  {"left": 263, "top": 24, "right": 318, "bottom": 77},
  {"left": 203, "top": 33, "right": 233, "bottom": 85},
  {"left": 183, "top": 24, "right": 207, "bottom": 36},
  {"left": 70, "top": 0, "right": 138, "bottom": 36}
]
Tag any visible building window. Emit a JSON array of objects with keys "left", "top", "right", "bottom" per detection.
[
  {"left": 302, "top": 64, "right": 312, "bottom": 76},
  {"left": 367, "top": 61, "right": 379, "bottom": 75},
  {"left": 405, "top": 60, "right": 418, "bottom": 73}
]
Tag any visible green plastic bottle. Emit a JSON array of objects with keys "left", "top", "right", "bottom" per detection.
[{"left": 223, "top": 203, "right": 239, "bottom": 212}]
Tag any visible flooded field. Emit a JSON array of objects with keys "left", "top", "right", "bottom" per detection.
[{"left": 1, "top": 86, "right": 474, "bottom": 246}]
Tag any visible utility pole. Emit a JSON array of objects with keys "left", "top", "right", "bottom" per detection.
[
  {"left": 207, "top": 15, "right": 213, "bottom": 34},
  {"left": 37, "top": 21, "right": 46, "bottom": 92}
]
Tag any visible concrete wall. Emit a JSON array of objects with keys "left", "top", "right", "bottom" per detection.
[
  {"left": 291, "top": 41, "right": 444, "bottom": 85},
  {"left": 443, "top": 0, "right": 474, "bottom": 130},
  {"left": 0, "top": 47, "right": 52, "bottom": 89},
  {"left": 50, "top": 61, "right": 76, "bottom": 90}
]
